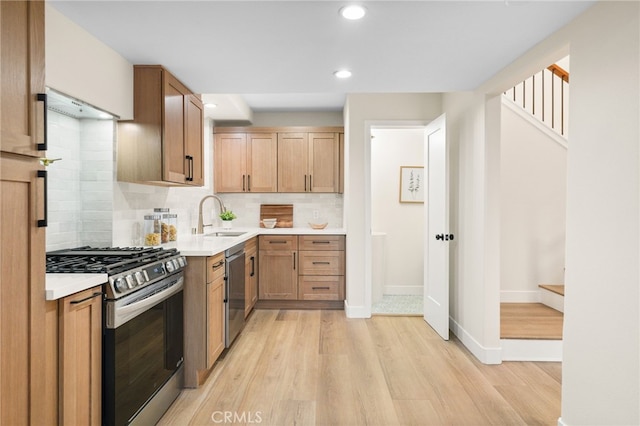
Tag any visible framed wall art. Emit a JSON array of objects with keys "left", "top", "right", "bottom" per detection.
[{"left": 399, "top": 166, "right": 424, "bottom": 203}]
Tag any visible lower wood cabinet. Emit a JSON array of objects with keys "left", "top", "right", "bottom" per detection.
[
  {"left": 184, "top": 252, "right": 225, "bottom": 388},
  {"left": 244, "top": 237, "right": 258, "bottom": 317},
  {"left": 258, "top": 235, "right": 345, "bottom": 306},
  {"left": 58, "top": 286, "right": 103, "bottom": 426}
]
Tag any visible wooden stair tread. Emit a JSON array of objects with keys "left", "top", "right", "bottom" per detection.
[
  {"left": 501, "top": 303, "right": 563, "bottom": 340},
  {"left": 539, "top": 284, "right": 565, "bottom": 296}
]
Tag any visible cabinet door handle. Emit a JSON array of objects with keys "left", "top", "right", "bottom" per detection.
[
  {"left": 242, "top": 175, "right": 246, "bottom": 191},
  {"left": 293, "top": 252, "right": 296, "bottom": 270},
  {"left": 185, "top": 155, "right": 193, "bottom": 181},
  {"left": 311, "top": 241, "right": 331, "bottom": 244},
  {"left": 269, "top": 240, "right": 287, "bottom": 244},
  {"left": 37, "top": 93, "right": 47, "bottom": 151},
  {"left": 304, "top": 174, "right": 307, "bottom": 192},
  {"left": 247, "top": 175, "right": 251, "bottom": 192},
  {"left": 250, "top": 256, "right": 255, "bottom": 277},
  {"left": 312, "top": 261, "right": 331, "bottom": 265},
  {"left": 309, "top": 175, "right": 312, "bottom": 192},
  {"left": 312, "top": 286, "right": 330, "bottom": 290},
  {"left": 37, "top": 170, "right": 47, "bottom": 227},
  {"left": 70, "top": 292, "right": 102, "bottom": 305},
  {"left": 212, "top": 260, "right": 224, "bottom": 269}
]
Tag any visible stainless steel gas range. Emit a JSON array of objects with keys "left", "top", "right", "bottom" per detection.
[{"left": 46, "top": 246, "right": 187, "bottom": 426}]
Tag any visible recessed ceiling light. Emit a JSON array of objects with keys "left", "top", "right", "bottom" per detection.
[
  {"left": 205, "top": 103, "right": 217, "bottom": 108},
  {"left": 340, "top": 5, "right": 366, "bottom": 20},
  {"left": 334, "top": 70, "right": 352, "bottom": 79}
]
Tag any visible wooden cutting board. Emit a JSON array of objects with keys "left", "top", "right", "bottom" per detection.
[{"left": 260, "top": 204, "right": 293, "bottom": 228}]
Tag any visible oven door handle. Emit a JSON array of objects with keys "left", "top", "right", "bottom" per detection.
[{"left": 108, "top": 276, "right": 184, "bottom": 329}]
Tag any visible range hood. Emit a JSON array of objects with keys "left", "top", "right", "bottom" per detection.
[{"left": 46, "top": 89, "right": 115, "bottom": 120}]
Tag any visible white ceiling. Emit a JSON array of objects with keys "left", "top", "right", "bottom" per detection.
[{"left": 49, "top": 0, "right": 594, "bottom": 120}]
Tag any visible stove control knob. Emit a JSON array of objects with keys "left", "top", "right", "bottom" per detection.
[
  {"left": 114, "top": 277, "right": 128, "bottom": 293},
  {"left": 134, "top": 271, "right": 145, "bottom": 285},
  {"left": 165, "top": 260, "right": 175, "bottom": 273},
  {"left": 125, "top": 275, "right": 135, "bottom": 289},
  {"left": 177, "top": 257, "right": 185, "bottom": 268}
]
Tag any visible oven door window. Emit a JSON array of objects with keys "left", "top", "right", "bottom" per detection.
[{"left": 103, "top": 291, "right": 183, "bottom": 426}]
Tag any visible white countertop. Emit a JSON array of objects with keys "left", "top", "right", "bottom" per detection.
[
  {"left": 170, "top": 226, "right": 347, "bottom": 257},
  {"left": 46, "top": 273, "right": 108, "bottom": 301},
  {"left": 45, "top": 227, "right": 345, "bottom": 300}
]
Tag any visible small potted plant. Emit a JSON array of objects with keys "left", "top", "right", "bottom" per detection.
[{"left": 219, "top": 210, "right": 237, "bottom": 229}]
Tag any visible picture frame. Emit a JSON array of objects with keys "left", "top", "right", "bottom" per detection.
[{"left": 399, "top": 166, "right": 425, "bottom": 203}]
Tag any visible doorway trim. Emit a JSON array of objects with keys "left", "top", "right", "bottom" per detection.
[{"left": 364, "top": 120, "right": 430, "bottom": 316}]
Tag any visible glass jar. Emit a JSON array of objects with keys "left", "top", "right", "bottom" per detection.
[
  {"left": 162, "top": 213, "right": 178, "bottom": 242},
  {"left": 144, "top": 214, "right": 162, "bottom": 246}
]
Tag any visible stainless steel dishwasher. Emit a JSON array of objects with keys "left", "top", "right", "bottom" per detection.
[{"left": 225, "top": 242, "right": 246, "bottom": 347}]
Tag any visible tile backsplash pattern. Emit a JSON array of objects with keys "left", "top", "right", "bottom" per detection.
[{"left": 46, "top": 111, "right": 115, "bottom": 251}]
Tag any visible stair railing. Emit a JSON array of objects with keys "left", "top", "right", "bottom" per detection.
[{"left": 504, "top": 64, "right": 569, "bottom": 138}]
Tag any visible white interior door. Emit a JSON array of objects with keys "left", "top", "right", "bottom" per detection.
[{"left": 424, "top": 114, "right": 450, "bottom": 340}]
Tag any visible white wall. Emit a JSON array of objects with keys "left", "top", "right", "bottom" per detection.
[
  {"left": 45, "top": 4, "right": 133, "bottom": 120},
  {"left": 371, "top": 128, "right": 424, "bottom": 295},
  {"left": 500, "top": 101, "right": 567, "bottom": 302},
  {"left": 444, "top": 1, "right": 638, "bottom": 423},
  {"left": 343, "top": 93, "right": 442, "bottom": 317}
]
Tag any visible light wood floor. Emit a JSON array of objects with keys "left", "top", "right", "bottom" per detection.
[
  {"left": 500, "top": 303, "right": 564, "bottom": 340},
  {"left": 160, "top": 309, "right": 561, "bottom": 425}
]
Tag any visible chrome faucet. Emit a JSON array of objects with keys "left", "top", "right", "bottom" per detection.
[{"left": 197, "top": 195, "right": 227, "bottom": 234}]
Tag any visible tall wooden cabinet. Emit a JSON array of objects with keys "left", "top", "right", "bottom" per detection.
[
  {"left": 117, "top": 65, "right": 204, "bottom": 186},
  {"left": 0, "top": 0, "right": 50, "bottom": 423},
  {"left": 214, "top": 132, "right": 278, "bottom": 193},
  {"left": 184, "top": 253, "right": 225, "bottom": 388}
]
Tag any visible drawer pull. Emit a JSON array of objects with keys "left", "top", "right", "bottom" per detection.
[
  {"left": 312, "top": 261, "right": 331, "bottom": 265},
  {"left": 312, "top": 286, "right": 331, "bottom": 290},
  {"left": 70, "top": 292, "right": 102, "bottom": 305},
  {"left": 311, "top": 241, "right": 331, "bottom": 244},
  {"left": 269, "top": 240, "right": 287, "bottom": 244},
  {"left": 212, "top": 260, "right": 224, "bottom": 269}
]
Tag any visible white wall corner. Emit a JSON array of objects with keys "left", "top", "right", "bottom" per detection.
[
  {"left": 450, "top": 317, "right": 502, "bottom": 364},
  {"left": 344, "top": 300, "right": 371, "bottom": 319},
  {"left": 557, "top": 417, "right": 567, "bottom": 426}
]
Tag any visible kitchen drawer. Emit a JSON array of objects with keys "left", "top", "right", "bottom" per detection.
[
  {"left": 298, "top": 235, "right": 345, "bottom": 251},
  {"left": 259, "top": 235, "right": 298, "bottom": 251},
  {"left": 299, "top": 251, "right": 344, "bottom": 275},
  {"left": 298, "top": 276, "right": 344, "bottom": 300},
  {"left": 207, "top": 253, "right": 225, "bottom": 283}
]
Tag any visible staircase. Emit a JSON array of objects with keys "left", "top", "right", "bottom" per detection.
[{"left": 503, "top": 62, "right": 569, "bottom": 139}]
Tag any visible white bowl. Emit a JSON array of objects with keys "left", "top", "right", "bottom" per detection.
[{"left": 261, "top": 218, "right": 277, "bottom": 229}]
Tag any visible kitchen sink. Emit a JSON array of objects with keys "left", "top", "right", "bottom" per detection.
[{"left": 204, "top": 231, "right": 247, "bottom": 237}]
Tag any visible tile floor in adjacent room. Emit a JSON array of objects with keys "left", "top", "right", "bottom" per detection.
[{"left": 371, "top": 294, "right": 423, "bottom": 315}]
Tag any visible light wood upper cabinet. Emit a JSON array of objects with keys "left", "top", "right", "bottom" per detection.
[
  {"left": 117, "top": 65, "right": 204, "bottom": 186},
  {"left": 278, "top": 132, "right": 339, "bottom": 192},
  {"left": 0, "top": 0, "right": 46, "bottom": 157},
  {"left": 214, "top": 133, "right": 277, "bottom": 193},
  {"left": 308, "top": 132, "right": 340, "bottom": 193},
  {"left": 214, "top": 127, "right": 343, "bottom": 193}
]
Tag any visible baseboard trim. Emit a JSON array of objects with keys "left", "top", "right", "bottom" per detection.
[
  {"left": 449, "top": 318, "right": 502, "bottom": 364},
  {"left": 500, "top": 290, "right": 540, "bottom": 303},
  {"left": 557, "top": 416, "right": 566, "bottom": 426},
  {"left": 500, "top": 338, "right": 563, "bottom": 361},
  {"left": 344, "top": 300, "right": 370, "bottom": 318}
]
